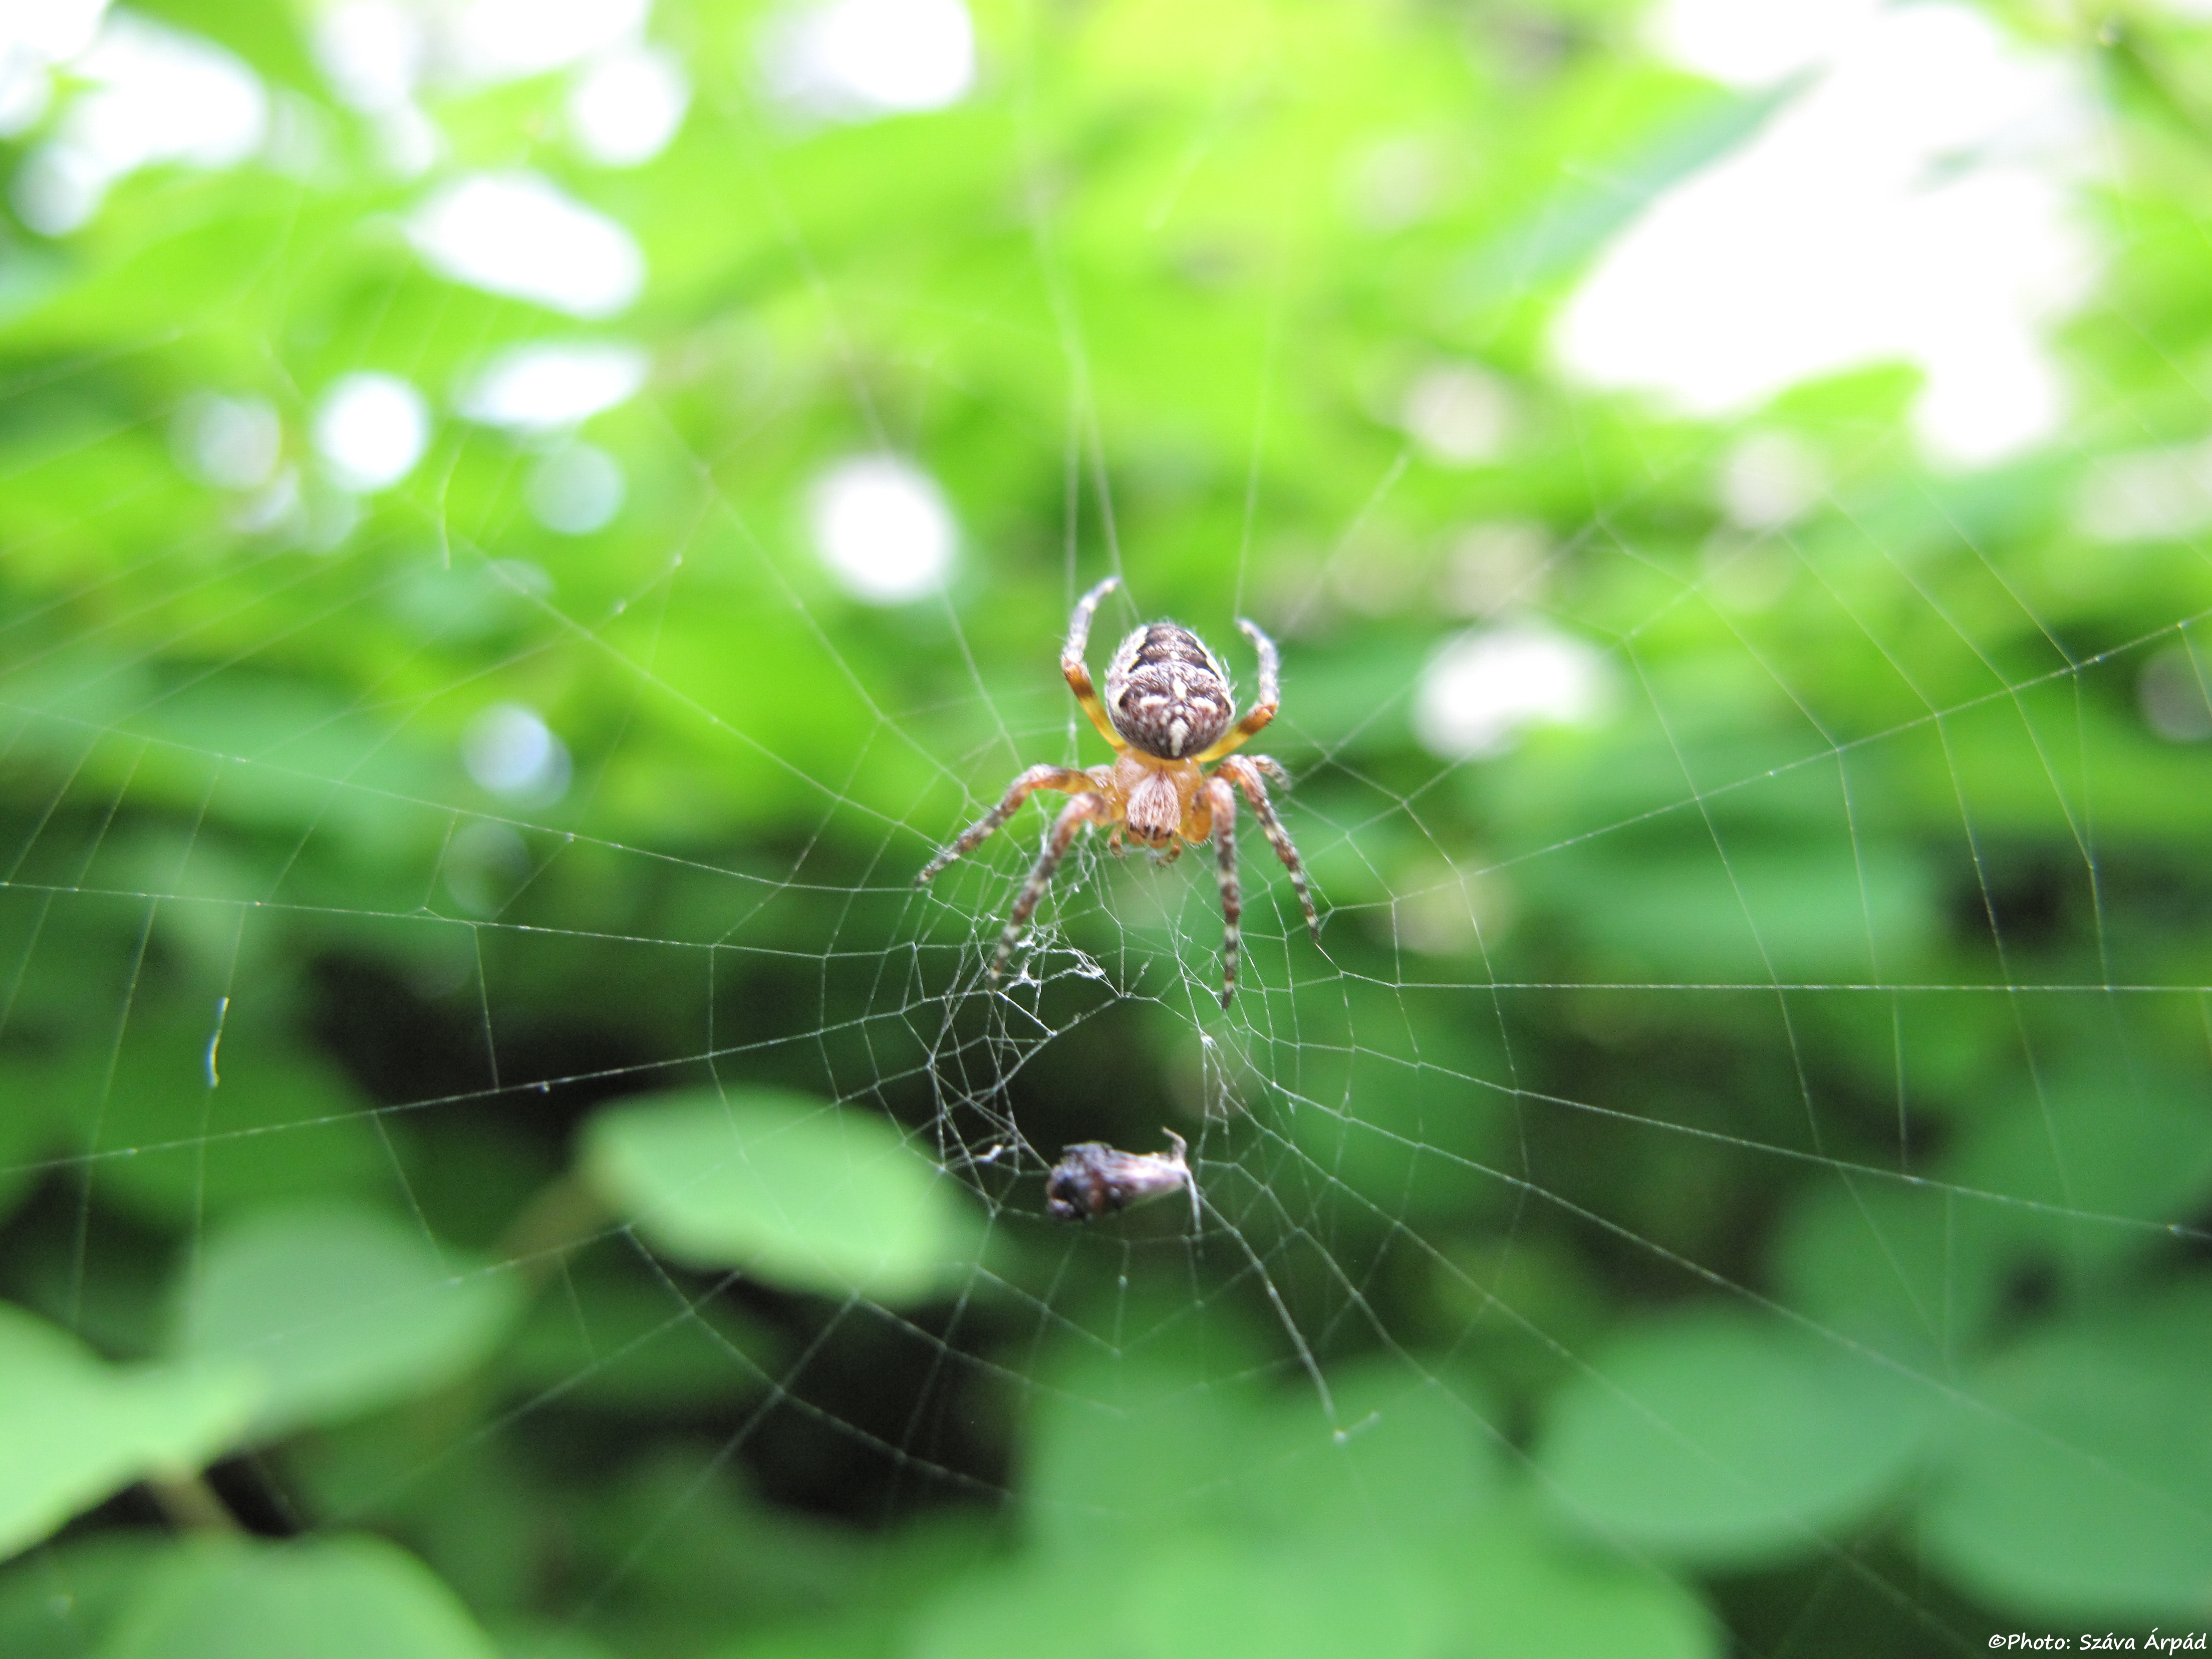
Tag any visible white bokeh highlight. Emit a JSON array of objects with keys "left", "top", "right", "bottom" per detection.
[
  {"left": 176, "top": 393, "right": 283, "bottom": 491},
  {"left": 443, "top": 818, "right": 531, "bottom": 916},
  {"left": 1557, "top": 2, "right": 2101, "bottom": 470},
  {"left": 1345, "top": 136, "right": 1445, "bottom": 234},
  {"left": 444, "top": 0, "right": 648, "bottom": 86},
  {"left": 408, "top": 172, "right": 645, "bottom": 318},
  {"left": 2140, "top": 644, "right": 2212, "bottom": 744},
  {"left": 462, "top": 703, "right": 572, "bottom": 803},
  {"left": 458, "top": 342, "right": 649, "bottom": 435},
  {"left": 763, "top": 0, "right": 975, "bottom": 121},
  {"left": 1650, "top": 0, "right": 1881, "bottom": 88},
  {"left": 0, "top": 59, "right": 49, "bottom": 138},
  {"left": 1, "top": 0, "right": 110, "bottom": 65},
  {"left": 313, "top": 373, "right": 430, "bottom": 493},
  {"left": 1399, "top": 364, "right": 1516, "bottom": 467},
  {"left": 0, "top": 0, "right": 108, "bottom": 138},
  {"left": 12, "top": 12, "right": 266, "bottom": 235},
  {"left": 2074, "top": 437, "right": 2212, "bottom": 543},
  {"left": 807, "top": 455, "right": 957, "bottom": 604},
  {"left": 310, "top": 2, "right": 424, "bottom": 111},
  {"left": 568, "top": 44, "right": 689, "bottom": 166},
  {"left": 1414, "top": 624, "right": 1613, "bottom": 761},
  {"left": 1719, "top": 431, "right": 1826, "bottom": 531},
  {"left": 526, "top": 442, "right": 627, "bottom": 535},
  {"left": 307, "top": 3, "right": 443, "bottom": 175}
]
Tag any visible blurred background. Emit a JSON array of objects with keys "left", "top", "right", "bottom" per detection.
[{"left": 2, "top": 0, "right": 2210, "bottom": 1653}]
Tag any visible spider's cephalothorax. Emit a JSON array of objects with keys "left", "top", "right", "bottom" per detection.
[{"left": 917, "top": 575, "right": 1322, "bottom": 1005}]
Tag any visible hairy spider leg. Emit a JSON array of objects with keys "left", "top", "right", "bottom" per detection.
[
  {"left": 1191, "top": 617, "right": 1279, "bottom": 764},
  {"left": 1220, "top": 753, "right": 1321, "bottom": 943},
  {"left": 991, "top": 790, "right": 1114, "bottom": 979},
  {"left": 1206, "top": 774, "right": 1241, "bottom": 1006},
  {"left": 1061, "top": 575, "right": 1128, "bottom": 751},
  {"left": 916, "top": 764, "right": 1095, "bottom": 885}
]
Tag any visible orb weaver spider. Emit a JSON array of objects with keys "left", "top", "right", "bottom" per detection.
[{"left": 918, "top": 576, "right": 1321, "bottom": 1004}]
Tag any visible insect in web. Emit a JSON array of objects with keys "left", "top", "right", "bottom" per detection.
[
  {"left": 1045, "top": 1130, "right": 1200, "bottom": 1228},
  {"left": 916, "top": 575, "right": 1321, "bottom": 1004}
]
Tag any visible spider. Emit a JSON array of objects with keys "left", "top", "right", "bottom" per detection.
[{"left": 918, "top": 575, "right": 1320, "bottom": 1004}]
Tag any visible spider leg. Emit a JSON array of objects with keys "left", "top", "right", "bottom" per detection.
[
  {"left": 1191, "top": 616, "right": 1279, "bottom": 763},
  {"left": 1220, "top": 753, "right": 1321, "bottom": 944},
  {"left": 918, "top": 765, "right": 1094, "bottom": 884},
  {"left": 1063, "top": 576, "right": 1128, "bottom": 751},
  {"left": 1205, "top": 774, "right": 1241, "bottom": 1006},
  {"left": 990, "top": 790, "right": 1114, "bottom": 980}
]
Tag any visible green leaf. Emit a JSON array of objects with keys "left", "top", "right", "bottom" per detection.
[
  {"left": 1028, "top": 1343, "right": 1499, "bottom": 1554},
  {"left": 98, "top": 1536, "right": 499, "bottom": 1659},
  {"left": 0, "top": 1533, "right": 173, "bottom": 1659},
  {"left": 170, "top": 1202, "right": 523, "bottom": 1440},
  {"left": 580, "top": 1088, "right": 984, "bottom": 1302},
  {"left": 0, "top": 1303, "right": 258, "bottom": 1564},
  {"left": 498, "top": 1259, "right": 785, "bottom": 1411},
  {"left": 1454, "top": 77, "right": 1803, "bottom": 306},
  {"left": 0, "top": 1056, "right": 65, "bottom": 1226},
  {"left": 1776, "top": 1075, "right": 2212, "bottom": 1367},
  {"left": 1948, "top": 1070, "right": 2212, "bottom": 1280},
  {"left": 60, "top": 1017, "right": 391, "bottom": 1229},
  {"left": 1535, "top": 1306, "right": 1935, "bottom": 1567},
  {"left": 1534, "top": 841, "right": 1937, "bottom": 980},
  {"left": 1003, "top": 1335, "right": 1714, "bottom": 1659},
  {"left": 1444, "top": 1517, "right": 1716, "bottom": 1659},
  {"left": 1918, "top": 1286, "right": 2212, "bottom": 1621},
  {"left": 912, "top": 1512, "right": 1714, "bottom": 1659},
  {"left": 1771, "top": 1182, "right": 2006, "bottom": 1366}
]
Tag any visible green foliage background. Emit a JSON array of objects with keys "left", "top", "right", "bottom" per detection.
[{"left": 3, "top": 1, "right": 2211, "bottom": 1654}]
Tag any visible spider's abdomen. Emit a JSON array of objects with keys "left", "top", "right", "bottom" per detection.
[{"left": 1102, "top": 622, "right": 1234, "bottom": 758}]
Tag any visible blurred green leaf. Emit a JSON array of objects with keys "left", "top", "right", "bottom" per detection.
[
  {"left": 1772, "top": 1181, "right": 2003, "bottom": 1367},
  {"left": 1777, "top": 1073, "right": 2212, "bottom": 1365},
  {"left": 169, "top": 1203, "right": 523, "bottom": 1439},
  {"left": 930, "top": 1446, "right": 1712, "bottom": 1659},
  {"left": 0, "top": 1059, "right": 66, "bottom": 1226},
  {"left": 497, "top": 1258, "right": 783, "bottom": 1411},
  {"left": 1030, "top": 1345, "right": 1498, "bottom": 1551},
  {"left": 1000, "top": 1339, "right": 1714, "bottom": 1658},
  {"left": 62, "top": 1016, "right": 391, "bottom": 1228},
  {"left": 580, "top": 1088, "right": 985, "bottom": 1302},
  {"left": 98, "top": 1536, "right": 499, "bottom": 1659},
  {"left": 1535, "top": 1306, "right": 1935, "bottom": 1567},
  {"left": 1535, "top": 840, "right": 1937, "bottom": 980},
  {"left": 0, "top": 1302, "right": 258, "bottom": 1564},
  {"left": 1918, "top": 1285, "right": 2212, "bottom": 1622},
  {"left": 0, "top": 1533, "right": 172, "bottom": 1659},
  {"left": 912, "top": 1532, "right": 1457, "bottom": 1659},
  {"left": 1948, "top": 1070, "right": 2212, "bottom": 1277}
]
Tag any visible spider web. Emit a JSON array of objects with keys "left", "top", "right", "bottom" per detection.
[{"left": 2, "top": 2, "right": 2210, "bottom": 1656}]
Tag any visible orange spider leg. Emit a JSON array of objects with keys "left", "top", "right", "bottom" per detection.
[
  {"left": 1063, "top": 575, "right": 1128, "bottom": 751},
  {"left": 1219, "top": 753, "right": 1320, "bottom": 944},
  {"left": 917, "top": 765, "right": 1097, "bottom": 884},
  {"left": 1191, "top": 617, "right": 1279, "bottom": 763}
]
